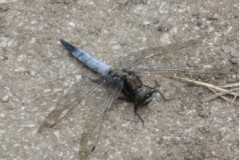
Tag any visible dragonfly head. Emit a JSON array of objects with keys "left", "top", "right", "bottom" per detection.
[{"left": 135, "top": 86, "right": 155, "bottom": 106}]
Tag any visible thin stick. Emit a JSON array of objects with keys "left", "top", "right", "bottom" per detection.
[
  {"left": 209, "top": 88, "right": 238, "bottom": 105},
  {"left": 167, "top": 76, "right": 238, "bottom": 105},
  {"left": 220, "top": 83, "right": 239, "bottom": 88},
  {"left": 232, "top": 90, "right": 239, "bottom": 103},
  {"left": 168, "top": 76, "right": 238, "bottom": 97},
  {"left": 203, "top": 88, "right": 238, "bottom": 102}
]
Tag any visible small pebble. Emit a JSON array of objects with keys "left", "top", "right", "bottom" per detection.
[
  {"left": 68, "top": 22, "right": 75, "bottom": 28},
  {"left": 2, "top": 95, "right": 9, "bottom": 102},
  {"left": 112, "top": 43, "right": 121, "bottom": 50},
  {"left": 88, "top": 26, "right": 101, "bottom": 35},
  {"left": 75, "top": 75, "right": 82, "bottom": 80},
  {"left": 156, "top": 26, "right": 163, "bottom": 32},
  {"left": 229, "top": 56, "right": 239, "bottom": 64},
  {"left": 159, "top": 2, "right": 170, "bottom": 14},
  {"left": 44, "top": 89, "right": 51, "bottom": 93},
  {"left": 187, "top": 59, "right": 197, "bottom": 67},
  {"left": 196, "top": 21, "right": 202, "bottom": 27},
  {"left": 30, "top": 71, "right": 36, "bottom": 76},
  {"left": 183, "top": 138, "right": 192, "bottom": 145},
  {"left": 116, "top": 0, "right": 128, "bottom": 5},
  {"left": 14, "top": 67, "right": 26, "bottom": 72}
]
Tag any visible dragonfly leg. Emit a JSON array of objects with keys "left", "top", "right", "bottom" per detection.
[
  {"left": 150, "top": 81, "right": 167, "bottom": 101},
  {"left": 155, "top": 90, "right": 167, "bottom": 101},
  {"left": 117, "top": 95, "right": 133, "bottom": 103},
  {"left": 91, "top": 146, "right": 95, "bottom": 152},
  {"left": 134, "top": 104, "right": 145, "bottom": 127}
]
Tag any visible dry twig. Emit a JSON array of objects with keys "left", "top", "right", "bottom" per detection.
[{"left": 167, "top": 76, "right": 239, "bottom": 105}]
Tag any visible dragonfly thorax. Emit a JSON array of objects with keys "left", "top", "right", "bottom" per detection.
[
  {"left": 110, "top": 69, "right": 159, "bottom": 125},
  {"left": 109, "top": 69, "right": 156, "bottom": 106}
]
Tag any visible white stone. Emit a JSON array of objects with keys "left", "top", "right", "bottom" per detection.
[{"left": 2, "top": 95, "right": 9, "bottom": 102}]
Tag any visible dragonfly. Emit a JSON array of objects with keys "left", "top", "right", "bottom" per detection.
[{"left": 38, "top": 38, "right": 202, "bottom": 158}]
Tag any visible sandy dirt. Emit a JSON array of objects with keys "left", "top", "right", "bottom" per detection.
[{"left": 0, "top": 0, "right": 239, "bottom": 160}]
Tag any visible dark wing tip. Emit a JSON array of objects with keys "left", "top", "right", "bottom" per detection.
[{"left": 60, "top": 39, "right": 77, "bottom": 53}]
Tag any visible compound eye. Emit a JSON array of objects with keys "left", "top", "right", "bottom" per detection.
[{"left": 145, "top": 94, "right": 150, "bottom": 98}]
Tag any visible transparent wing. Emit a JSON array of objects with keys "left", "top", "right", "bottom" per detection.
[
  {"left": 37, "top": 75, "right": 105, "bottom": 133},
  {"left": 118, "top": 39, "right": 209, "bottom": 74},
  {"left": 78, "top": 79, "right": 123, "bottom": 158},
  {"left": 37, "top": 73, "right": 123, "bottom": 158}
]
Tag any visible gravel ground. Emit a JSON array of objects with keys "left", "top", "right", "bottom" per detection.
[{"left": 0, "top": 0, "right": 238, "bottom": 160}]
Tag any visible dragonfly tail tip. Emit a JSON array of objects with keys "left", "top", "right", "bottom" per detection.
[{"left": 60, "top": 39, "right": 77, "bottom": 53}]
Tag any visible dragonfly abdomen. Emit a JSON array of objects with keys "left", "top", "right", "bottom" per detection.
[{"left": 60, "top": 39, "right": 111, "bottom": 76}]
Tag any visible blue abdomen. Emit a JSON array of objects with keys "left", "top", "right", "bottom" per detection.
[{"left": 60, "top": 39, "right": 111, "bottom": 76}]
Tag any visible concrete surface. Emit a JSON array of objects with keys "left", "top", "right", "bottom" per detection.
[{"left": 0, "top": 0, "right": 238, "bottom": 160}]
